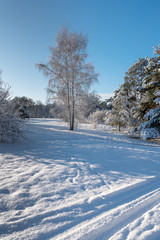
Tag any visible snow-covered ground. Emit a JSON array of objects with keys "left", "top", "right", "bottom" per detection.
[{"left": 0, "top": 119, "right": 160, "bottom": 240}]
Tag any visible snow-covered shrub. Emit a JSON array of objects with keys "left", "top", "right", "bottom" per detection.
[
  {"left": 0, "top": 116, "right": 23, "bottom": 143},
  {"left": 88, "top": 110, "right": 106, "bottom": 128},
  {"left": 0, "top": 82, "right": 23, "bottom": 143}
]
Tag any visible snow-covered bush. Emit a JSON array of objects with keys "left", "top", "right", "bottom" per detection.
[
  {"left": 88, "top": 110, "right": 106, "bottom": 128},
  {"left": 0, "top": 82, "right": 23, "bottom": 143}
]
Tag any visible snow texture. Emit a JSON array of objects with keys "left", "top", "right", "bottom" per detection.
[{"left": 0, "top": 119, "right": 160, "bottom": 240}]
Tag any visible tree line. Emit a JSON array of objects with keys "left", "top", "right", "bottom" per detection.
[{"left": 11, "top": 92, "right": 101, "bottom": 120}]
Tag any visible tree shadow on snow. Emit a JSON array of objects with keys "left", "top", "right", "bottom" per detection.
[{"left": 1, "top": 119, "right": 160, "bottom": 177}]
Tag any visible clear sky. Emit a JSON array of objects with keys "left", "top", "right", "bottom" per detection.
[{"left": 1, "top": 0, "right": 160, "bottom": 103}]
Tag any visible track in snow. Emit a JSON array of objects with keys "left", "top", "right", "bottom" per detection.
[
  {"left": 1, "top": 119, "right": 160, "bottom": 240},
  {"left": 53, "top": 176, "right": 160, "bottom": 240}
]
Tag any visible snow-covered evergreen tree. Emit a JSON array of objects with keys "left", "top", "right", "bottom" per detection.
[
  {"left": 105, "top": 84, "right": 138, "bottom": 131},
  {"left": 124, "top": 58, "right": 148, "bottom": 95},
  {"left": 12, "top": 96, "right": 34, "bottom": 118},
  {"left": 137, "top": 45, "right": 160, "bottom": 140},
  {"left": 105, "top": 59, "right": 148, "bottom": 132},
  {"left": 105, "top": 87, "right": 127, "bottom": 131},
  {"left": 138, "top": 105, "right": 160, "bottom": 140},
  {"left": 105, "top": 44, "right": 160, "bottom": 139},
  {"left": 123, "top": 58, "right": 149, "bottom": 122},
  {"left": 18, "top": 106, "right": 30, "bottom": 119},
  {"left": 100, "top": 97, "right": 113, "bottom": 110}
]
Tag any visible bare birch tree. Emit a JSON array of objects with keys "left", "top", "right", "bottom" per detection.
[{"left": 36, "top": 27, "right": 98, "bottom": 130}]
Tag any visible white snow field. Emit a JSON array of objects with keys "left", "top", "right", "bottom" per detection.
[{"left": 0, "top": 119, "right": 160, "bottom": 240}]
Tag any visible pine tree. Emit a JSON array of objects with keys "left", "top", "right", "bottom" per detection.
[
  {"left": 105, "top": 86, "right": 127, "bottom": 131},
  {"left": 137, "top": 45, "right": 160, "bottom": 139}
]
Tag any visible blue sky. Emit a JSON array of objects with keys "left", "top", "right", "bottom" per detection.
[{"left": 1, "top": 0, "right": 160, "bottom": 103}]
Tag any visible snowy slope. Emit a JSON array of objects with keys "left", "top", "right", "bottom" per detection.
[{"left": 0, "top": 119, "right": 160, "bottom": 240}]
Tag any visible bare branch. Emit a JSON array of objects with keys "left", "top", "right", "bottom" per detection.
[{"left": 36, "top": 26, "right": 98, "bottom": 130}]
